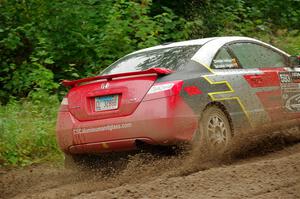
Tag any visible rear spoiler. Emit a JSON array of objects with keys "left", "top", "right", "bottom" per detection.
[{"left": 61, "top": 68, "right": 173, "bottom": 87}]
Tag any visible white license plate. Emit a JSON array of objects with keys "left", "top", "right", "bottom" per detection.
[{"left": 95, "top": 95, "right": 119, "bottom": 111}]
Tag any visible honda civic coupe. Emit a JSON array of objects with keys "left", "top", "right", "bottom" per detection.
[{"left": 56, "top": 36, "right": 300, "bottom": 165}]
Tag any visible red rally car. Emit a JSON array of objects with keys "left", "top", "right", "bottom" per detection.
[{"left": 56, "top": 36, "right": 300, "bottom": 165}]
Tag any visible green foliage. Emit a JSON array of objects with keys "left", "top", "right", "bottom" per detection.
[
  {"left": 0, "top": 95, "right": 62, "bottom": 167},
  {"left": 94, "top": 0, "right": 191, "bottom": 70},
  {"left": 156, "top": 0, "right": 300, "bottom": 38},
  {"left": 0, "top": 0, "right": 193, "bottom": 103},
  {"left": 2, "top": 62, "right": 59, "bottom": 99}
]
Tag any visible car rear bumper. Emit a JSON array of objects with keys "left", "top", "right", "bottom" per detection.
[{"left": 56, "top": 95, "right": 198, "bottom": 154}]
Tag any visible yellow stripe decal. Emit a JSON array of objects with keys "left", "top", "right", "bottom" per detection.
[{"left": 202, "top": 64, "right": 252, "bottom": 126}]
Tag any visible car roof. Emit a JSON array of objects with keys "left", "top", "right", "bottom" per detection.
[
  {"left": 129, "top": 37, "right": 216, "bottom": 55},
  {"left": 129, "top": 36, "right": 290, "bottom": 67},
  {"left": 130, "top": 36, "right": 288, "bottom": 54},
  {"left": 191, "top": 36, "right": 289, "bottom": 67}
]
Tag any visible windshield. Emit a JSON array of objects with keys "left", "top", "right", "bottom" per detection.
[{"left": 101, "top": 45, "right": 201, "bottom": 75}]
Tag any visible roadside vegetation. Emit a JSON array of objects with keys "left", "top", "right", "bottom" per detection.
[
  {"left": 0, "top": 0, "right": 299, "bottom": 167},
  {"left": 0, "top": 94, "right": 61, "bottom": 166}
]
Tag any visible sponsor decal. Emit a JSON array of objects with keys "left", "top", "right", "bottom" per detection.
[
  {"left": 213, "top": 59, "right": 239, "bottom": 69},
  {"left": 73, "top": 123, "right": 132, "bottom": 134},
  {"left": 283, "top": 93, "right": 300, "bottom": 111},
  {"left": 279, "top": 73, "right": 291, "bottom": 83},
  {"left": 279, "top": 71, "right": 300, "bottom": 83},
  {"left": 279, "top": 71, "right": 300, "bottom": 112}
]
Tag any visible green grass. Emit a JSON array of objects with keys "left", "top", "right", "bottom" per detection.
[{"left": 0, "top": 94, "right": 63, "bottom": 167}]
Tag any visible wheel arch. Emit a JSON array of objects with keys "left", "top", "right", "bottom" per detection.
[{"left": 202, "top": 101, "right": 235, "bottom": 136}]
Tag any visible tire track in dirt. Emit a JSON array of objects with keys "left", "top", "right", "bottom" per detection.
[
  {"left": 1, "top": 131, "right": 300, "bottom": 199},
  {"left": 75, "top": 143, "right": 300, "bottom": 199}
]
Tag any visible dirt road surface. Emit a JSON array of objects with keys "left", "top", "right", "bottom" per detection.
[{"left": 1, "top": 132, "right": 300, "bottom": 199}]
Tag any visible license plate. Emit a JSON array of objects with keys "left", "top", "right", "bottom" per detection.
[{"left": 95, "top": 95, "right": 119, "bottom": 111}]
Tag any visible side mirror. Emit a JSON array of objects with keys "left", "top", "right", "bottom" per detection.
[{"left": 288, "top": 55, "right": 300, "bottom": 67}]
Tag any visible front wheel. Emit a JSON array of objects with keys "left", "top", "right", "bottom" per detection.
[{"left": 194, "top": 105, "right": 233, "bottom": 155}]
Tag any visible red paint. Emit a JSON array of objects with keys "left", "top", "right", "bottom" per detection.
[
  {"left": 62, "top": 68, "right": 173, "bottom": 87},
  {"left": 184, "top": 86, "right": 202, "bottom": 96},
  {"left": 57, "top": 73, "right": 197, "bottom": 154},
  {"left": 56, "top": 94, "right": 198, "bottom": 154},
  {"left": 69, "top": 138, "right": 151, "bottom": 154},
  {"left": 67, "top": 75, "right": 157, "bottom": 121},
  {"left": 244, "top": 68, "right": 284, "bottom": 88},
  {"left": 256, "top": 90, "right": 300, "bottom": 121},
  {"left": 244, "top": 72, "right": 278, "bottom": 87},
  {"left": 256, "top": 90, "right": 283, "bottom": 121}
]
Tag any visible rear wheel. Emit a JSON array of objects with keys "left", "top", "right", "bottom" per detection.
[{"left": 194, "top": 105, "right": 232, "bottom": 155}]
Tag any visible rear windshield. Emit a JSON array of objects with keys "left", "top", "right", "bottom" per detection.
[{"left": 101, "top": 45, "right": 201, "bottom": 75}]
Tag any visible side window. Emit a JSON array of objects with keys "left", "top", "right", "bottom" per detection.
[
  {"left": 212, "top": 47, "right": 239, "bottom": 69},
  {"left": 229, "top": 43, "right": 286, "bottom": 69}
]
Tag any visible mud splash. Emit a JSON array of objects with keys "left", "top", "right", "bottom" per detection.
[{"left": 1, "top": 128, "right": 300, "bottom": 199}]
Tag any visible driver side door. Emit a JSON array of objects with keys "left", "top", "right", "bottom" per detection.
[{"left": 228, "top": 42, "right": 300, "bottom": 123}]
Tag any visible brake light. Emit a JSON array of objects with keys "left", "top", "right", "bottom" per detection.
[
  {"left": 59, "top": 97, "right": 69, "bottom": 112},
  {"left": 143, "top": 80, "right": 183, "bottom": 101},
  {"left": 147, "top": 83, "right": 175, "bottom": 94}
]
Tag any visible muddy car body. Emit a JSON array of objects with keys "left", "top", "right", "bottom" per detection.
[{"left": 56, "top": 36, "right": 300, "bottom": 159}]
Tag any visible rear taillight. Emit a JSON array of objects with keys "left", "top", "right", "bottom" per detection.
[
  {"left": 143, "top": 80, "right": 183, "bottom": 101},
  {"left": 147, "top": 83, "right": 175, "bottom": 94},
  {"left": 59, "top": 97, "right": 69, "bottom": 112}
]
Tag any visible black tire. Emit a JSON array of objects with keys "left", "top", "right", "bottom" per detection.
[{"left": 194, "top": 105, "right": 232, "bottom": 155}]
